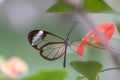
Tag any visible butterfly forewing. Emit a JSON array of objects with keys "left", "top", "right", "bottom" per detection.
[{"left": 28, "top": 30, "right": 66, "bottom": 60}]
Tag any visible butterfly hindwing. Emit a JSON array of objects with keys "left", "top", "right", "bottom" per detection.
[
  {"left": 28, "top": 30, "right": 66, "bottom": 60},
  {"left": 40, "top": 43, "right": 66, "bottom": 60}
]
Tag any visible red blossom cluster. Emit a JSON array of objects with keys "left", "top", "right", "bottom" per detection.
[{"left": 77, "top": 22, "right": 115, "bottom": 56}]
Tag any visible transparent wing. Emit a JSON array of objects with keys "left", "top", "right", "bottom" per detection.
[
  {"left": 39, "top": 43, "right": 66, "bottom": 60},
  {"left": 66, "top": 21, "right": 83, "bottom": 53},
  {"left": 28, "top": 30, "right": 66, "bottom": 60},
  {"left": 70, "top": 41, "right": 80, "bottom": 53},
  {"left": 67, "top": 21, "right": 82, "bottom": 42}
]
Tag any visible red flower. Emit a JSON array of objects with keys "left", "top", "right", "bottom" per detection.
[{"left": 77, "top": 22, "right": 115, "bottom": 56}]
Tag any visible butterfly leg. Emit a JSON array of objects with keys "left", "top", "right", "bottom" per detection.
[{"left": 63, "top": 45, "right": 67, "bottom": 68}]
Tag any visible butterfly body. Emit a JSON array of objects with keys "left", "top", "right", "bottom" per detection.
[{"left": 66, "top": 38, "right": 71, "bottom": 46}]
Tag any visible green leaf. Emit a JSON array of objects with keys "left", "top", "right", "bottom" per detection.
[
  {"left": 70, "top": 61, "right": 103, "bottom": 80},
  {"left": 22, "top": 69, "right": 67, "bottom": 80},
  {"left": 77, "top": 76, "right": 86, "bottom": 80},
  {"left": 47, "top": 0, "right": 114, "bottom": 13},
  {"left": 84, "top": 0, "right": 114, "bottom": 13},
  {"left": 47, "top": 0, "right": 75, "bottom": 13},
  {"left": 116, "top": 22, "right": 120, "bottom": 34}
]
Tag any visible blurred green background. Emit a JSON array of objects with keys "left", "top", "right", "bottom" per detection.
[{"left": 0, "top": 0, "right": 120, "bottom": 80}]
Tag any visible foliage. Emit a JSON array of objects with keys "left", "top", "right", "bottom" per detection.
[
  {"left": 22, "top": 69, "right": 67, "bottom": 80},
  {"left": 70, "top": 61, "right": 103, "bottom": 80},
  {"left": 47, "top": 0, "right": 75, "bottom": 13},
  {"left": 47, "top": 0, "right": 115, "bottom": 13}
]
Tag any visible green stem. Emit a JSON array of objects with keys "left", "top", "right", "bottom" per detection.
[{"left": 101, "top": 68, "right": 120, "bottom": 72}]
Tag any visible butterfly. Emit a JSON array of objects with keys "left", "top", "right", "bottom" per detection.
[{"left": 28, "top": 21, "right": 80, "bottom": 67}]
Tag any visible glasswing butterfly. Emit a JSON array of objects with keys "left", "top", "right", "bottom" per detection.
[{"left": 28, "top": 21, "right": 80, "bottom": 67}]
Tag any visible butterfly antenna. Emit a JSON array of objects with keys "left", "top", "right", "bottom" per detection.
[{"left": 66, "top": 21, "right": 79, "bottom": 38}]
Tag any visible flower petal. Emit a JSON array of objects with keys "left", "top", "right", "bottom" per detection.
[
  {"left": 0, "top": 57, "right": 28, "bottom": 79},
  {"left": 77, "top": 39, "right": 86, "bottom": 56},
  {"left": 92, "top": 22, "right": 115, "bottom": 42},
  {"left": 8, "top": 57, "right": 28, "bottom": 74},
  {"left": 77, "top": 30, "right": 93, "bottom": 56},
  {"left": 1, "top": 61, "right": 19, "bottom": 78}
]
